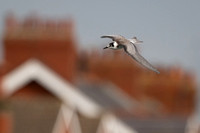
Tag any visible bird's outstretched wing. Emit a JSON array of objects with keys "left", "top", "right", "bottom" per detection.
[
  {"left": 124, "top": 42, "right": 160, "bottom": 74},
  {"left": 101, "top": 35, "right": 125, "bottom": 41}
]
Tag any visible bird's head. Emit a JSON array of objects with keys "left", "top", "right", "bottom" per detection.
[{"left": 103, "top": 41, "right": 118, "bottom": 50}]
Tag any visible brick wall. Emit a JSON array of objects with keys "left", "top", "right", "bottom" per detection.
[{"left": 78, "top": 50, "right": 196, "bottom": 116}]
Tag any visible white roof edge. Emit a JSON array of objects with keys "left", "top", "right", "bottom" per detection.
[
  {"left": 52, "top": 104, "right": 82, "bottom": 133},
  {"left": 99, "top": 113, "right": 137, "bottom": 133},
  {"left": 1, "top": 59, "right": 102, "bottom": 117}
]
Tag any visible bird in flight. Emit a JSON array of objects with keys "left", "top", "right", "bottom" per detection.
[{"left": 101, "top": 35, "right": 160, "bottom": 74}]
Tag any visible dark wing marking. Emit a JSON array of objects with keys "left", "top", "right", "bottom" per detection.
[
  {"left": 101, "top": 35, "right": 115, "bottom": 40},
  {"left": 124, "top": 42, "right": 160, "bottom": 74}
]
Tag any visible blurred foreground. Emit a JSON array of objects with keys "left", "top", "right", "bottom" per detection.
[{"left": 0, "top": 14, "right": 198, "bottom": 133}]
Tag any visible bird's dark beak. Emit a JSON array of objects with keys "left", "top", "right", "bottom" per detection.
[{"left": 103, "top": 46, "right": 108, "bottom": 49}]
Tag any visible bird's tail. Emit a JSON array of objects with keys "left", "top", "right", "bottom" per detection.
[{"left": 129, "top": 37, "right": 143, "bottom": 44}]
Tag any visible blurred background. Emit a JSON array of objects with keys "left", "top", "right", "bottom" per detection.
[{"left": 0, "top": 0, "right": 199, "bottom": 133}]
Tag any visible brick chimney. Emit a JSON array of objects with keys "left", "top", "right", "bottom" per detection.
[{"left": 2, "top": 13, "right": 78, "bottom": 82}]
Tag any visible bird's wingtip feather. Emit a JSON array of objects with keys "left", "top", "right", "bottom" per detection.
[{"left": 155, "top": 70, "right": 160, "bottom": 74}]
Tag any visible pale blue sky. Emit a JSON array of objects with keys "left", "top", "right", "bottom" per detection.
[{"left": 0, "top": 0, "right": 200, "bottom": 81}]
